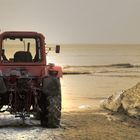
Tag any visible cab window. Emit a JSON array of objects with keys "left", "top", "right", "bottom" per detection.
[{"left": 1, "top": 37, "right": 42, "bottom": 62}]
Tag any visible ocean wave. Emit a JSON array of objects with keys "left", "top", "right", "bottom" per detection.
[
  {"left": 63, "top": 71, "right": 91, "bottom": 75},
  {"left": 63, "top": 63, "right": 137, "bottom": 69},
  {"left": 93, "top": 74, "right": 140, "bottom": 78},
  {"left": 63, "top": 63, "right": 140, "bottom": 75}
]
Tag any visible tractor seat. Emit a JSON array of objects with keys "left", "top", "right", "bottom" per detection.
[{"left": 14, "top": 51, "right": 32, "bottom": 62}]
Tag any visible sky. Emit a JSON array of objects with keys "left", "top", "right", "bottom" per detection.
[{"left": 0, "top": 0, "right": 140, "bottom": 44}]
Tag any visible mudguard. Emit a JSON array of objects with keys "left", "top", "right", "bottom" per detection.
[{"left": 46, "top": 64, "right": 63, "bottom": 78}]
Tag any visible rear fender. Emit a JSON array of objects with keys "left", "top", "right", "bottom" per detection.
[{"left": 45, "top": 64, "right": 63, "bottom": 78}]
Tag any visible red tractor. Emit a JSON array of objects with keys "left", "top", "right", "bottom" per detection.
[{"left": 0, "top": 31, "right": 62, "bottom": 128}]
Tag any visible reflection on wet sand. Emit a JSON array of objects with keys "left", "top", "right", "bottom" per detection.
[{"left": 61, "top": 70, "right": 140, "bottom": 112}]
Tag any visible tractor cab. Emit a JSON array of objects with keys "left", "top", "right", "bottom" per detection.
[{"left": 0, "top": 31, "right": 46, "bottom": 65}]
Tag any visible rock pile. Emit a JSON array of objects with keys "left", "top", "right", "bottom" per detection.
[{"left": 101, "top": 83, "right": 140, "bottom": 118}]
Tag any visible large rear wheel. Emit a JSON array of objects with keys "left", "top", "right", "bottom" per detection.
[{"left": 40, "top": 77, "right": 61, "bottom": 128}]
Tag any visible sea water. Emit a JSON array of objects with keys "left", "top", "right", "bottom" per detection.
[{"left": 47, "top": 44, "right": 140, "bottom": 66}]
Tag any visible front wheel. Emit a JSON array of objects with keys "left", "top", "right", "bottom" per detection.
[{"left": 40, "top": 77, "right": 61, "bottom": 128}]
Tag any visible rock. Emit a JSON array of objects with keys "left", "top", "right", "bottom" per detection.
[
  {"left": 101, "top": 83, "right": 140, "bottom": 117},
  {"left": 101, "top": 91, "right": 124, "bottom": 112},
  {"left": 122, "top": 83, "right": 140, "bottom": 117}
]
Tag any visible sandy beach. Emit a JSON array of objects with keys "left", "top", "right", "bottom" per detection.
[
  {"left": 0, "top": 65, "right": 140, "bottom": 140},
  {"left": 0, "top": 109, "right": 140, "bottom": 140},
  {"left": 61, "top": 110, "right": 140, "bottom": 140},
  {"left": 61, "top": 66, "right": 140, "bottom": 140}
]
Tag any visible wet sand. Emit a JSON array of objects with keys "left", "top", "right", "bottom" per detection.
[{"left": 61, "top": 71, "right": 140, "bottom": 111}]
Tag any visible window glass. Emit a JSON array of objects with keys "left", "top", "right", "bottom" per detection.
[{"left": 1, "top": 37, "right": 42, "bottom": 62}]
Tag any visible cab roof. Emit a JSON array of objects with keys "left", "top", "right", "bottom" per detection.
[{"left": 0, "top": 31, "right": 45, "bottom": 39}]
